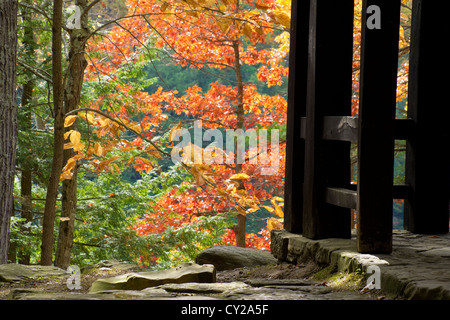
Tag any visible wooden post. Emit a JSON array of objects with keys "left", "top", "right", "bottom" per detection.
[
  {"left": 404, "top": 0, "right": 450, "bottom": 234},
  {"left": 302, "top": 0, "right": 354, "bottom": 239},
  {"left": 357, "top": 0, "right": 401, "bottom": 253},
  {"left": 283, "top": 0, "right": 310, "bottom": 233}
]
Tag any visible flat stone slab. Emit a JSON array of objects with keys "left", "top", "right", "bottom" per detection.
[
  {"left": 89, "top": 262, "right": 216, "bottom": 292},
  {"left": 0, "top": 264, "right": 67, "bottom": 282},
  {"left": 158, "top": 281, "right": 250, "bottom": 294},
  {"left": 195, "top": 246, "right": 278, "bottom": 271}
]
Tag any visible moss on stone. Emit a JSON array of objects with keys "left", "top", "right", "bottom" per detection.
[
  {"left": 312, "top": 264, "right": 366, "bottom": 291},
  {"left": 311, "top": 264, "right": 337, "bottom": 281}
]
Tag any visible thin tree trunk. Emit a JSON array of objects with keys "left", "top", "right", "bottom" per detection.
[
  {"left": 18, "top": 87, "right": 33, "bottom": 264},
  {"left": 55, "top": 0, "right": 89, "bottom": 269},
  {"left": 232, "top": 40, "right": 246, "bottom": 248},
  {"left": 18, "top": 0, "right": 35, "bottom": 265},
  {"left": 0, "top": 0, "right": 19, "bottom": 264},
  {"left": 41, "top": 0, "right": 65, "bottom": 266}
]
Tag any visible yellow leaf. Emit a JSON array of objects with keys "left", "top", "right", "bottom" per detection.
[
  {"left": 215, "top": 187, "right": 229, "bottom": 197},
  {"left": 94, "top": 142, "right": 103, "bottom": 157},
  {"left": 64, "top": 115, "right": 77, "bottom": 127},
  {"left": 60, "top": 171, "right": 73, "bottom": 181},
  {"left": 242, "top": 22, "right": 253, "bottom": 39},
  {"left": 185, "top": 0, "right": 199, "bottom": 7},
  {"left": 87, "top": 146, "right": 94, "bottom": 156},
  {"left": 230, "top": 173, "right": 250, "bottom": 180},
  {"left": 267, "top": 217, "right": 283, "bottom": 231},
  {"left": 150, "top": 151, "right": 163, "bottom": 159},
  {"left": 96, "top": 156, "right": 118, "bottom": 172},
  {"left": 97, "top": 118, "right": 109, "bottom": 128},
  {"left": 263, "top": 206, "right": 274, "bottom": 213},
  {"left": 64, "top": 142, "right": 74, "bottom": 149},
  {"left": 190, "top": 165, "right": 206, "bottom": 186},
  {"left": 78, "top": 112, "right": 94, "bottom": 124},
  {"left": 273, "top": 203, "right": 284, "bottom": 217},
  {"left": 112, "top": 163, "right": 121, "bottom": 174},
  {"left": 160, "top": 1, "right": 169, "bottom": 11},
  {"left": 186, "top": 10, "right": 199, "bottom": 19},
  {"left": 255, "top": 3, "right": 271, "bottom": 10},
  {"left": 127, "top": 122, "right": 142, "bottom": 134},
  {"left": 64, "top": 130, "right": 74, "bottom": 140},
  {"left": 69, "top": 131, "right": 81, "bottom": 146},
  {"left": 399, "top": 26, "right": 406, "bottom": 45},
  {"left": 216, "top": 17, "right": 232, "bottom": 34},
  {"left": 62, "top": 157, "right": 76, "bottom": 172},
  {"left": 126, "top": 156, "right": 135, "bottom": 166},
  {"left": 73, "top": 142, "right": 85, "bottom": 152},
  {"left": 270, "top": 10, "right": 290, "bottom": 29},
  {"left": 219, "top": 4, "right": 226, "bottom": 12},
  {"left": 272, "top": 196, "right": 284, "bottom": 202},
  {"left": 169, "top": 121, "right": 183, "bottom": 142},
  {"left": 236, "top": 206, "right": 246, "bottom": 215},
  {"left": 246, "top": 207, "right": 258, "bottom": 214}
]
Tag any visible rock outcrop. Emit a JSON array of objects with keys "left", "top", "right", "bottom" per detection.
[
  {"left": 89, "top": 262, "right": 215, "bottom": 292},
  {"left": 0, "top": 264, "right": 67, "bottom": 282},
  {"left": 195, "top": 246, "right": 278, "bottom": 271}
]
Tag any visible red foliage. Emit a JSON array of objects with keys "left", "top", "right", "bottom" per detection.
[{"left": 221, "top": 229, "right": 271, "bottom": 251}]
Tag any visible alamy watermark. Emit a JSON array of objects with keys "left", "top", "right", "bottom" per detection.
[
  {"left": 366, "top": 5, "right": 381, "bottom": 30},
  {"left": 66, "top": 265, "right": 81, "bottom": 290},
  {"left": 66, "top": 5, "right": 81, "bottom": 30},
  {"left": 364, "top": 265, "right": 381, "bottom": 290},
  {"left": 170, "top": 120, "right": 280, "bottom": 175}
]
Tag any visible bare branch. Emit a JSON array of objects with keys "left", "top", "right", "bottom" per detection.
[
  {"left": 18, "top": 59, "right": 53, "bottom": 84},
  {"left": 64, "top": 107, "right": 172, "bottom": 158},
  {"left": 81, "top": 0, "right": 102, "bottom": 20},
  {"left": 19, "top": 1, "right": 52, "bottom": 22}
]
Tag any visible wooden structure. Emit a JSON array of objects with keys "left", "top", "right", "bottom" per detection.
[{"left": 283, "top": 0, "right": 449, "bottom": 253}]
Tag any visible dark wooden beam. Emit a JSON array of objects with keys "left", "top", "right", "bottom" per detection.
[
  {"left": 283, "top": 0, "right": 310, "bottom": 233},
  {"left": 302, "top": 0, "right": 354, "bottom": 240},
  {"left": 356, "top": 0, "right": 401, "bottom": 253},
  {"left": 393, "top": 118, "right": 414, "bottom": 141},
  {"left": 404, "top": 0, "right": 450, "bottom": 234},
  {"left": 393, "top": 184, "right": 412, "bottom": 200},
  {"left": 325, "top": 188, "right": 357, "bottom": 209},
  {"left": 325, "top": 185, "right": 411, "bottom": 211}
]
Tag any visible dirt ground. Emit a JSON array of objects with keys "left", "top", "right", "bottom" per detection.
[{"left": 216, "top": 261, "right": 323, "bottom": 283}]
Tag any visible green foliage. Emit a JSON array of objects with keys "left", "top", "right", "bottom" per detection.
[
  {"left": 8, "top": 216, "right": 42, "bottom": 262},
  {"left": 71, "top": 163, "right": 234, "bottom": 268},
  {"left": 141, "top": 213, "right": 235, "bottom": 270},
  {"left": 71, "top": 172, "right": 152, "bottom": 266}
]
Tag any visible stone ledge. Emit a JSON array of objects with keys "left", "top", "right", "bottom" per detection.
[{"left": 270, "top": 229, "right": 450, "bottom": 300}]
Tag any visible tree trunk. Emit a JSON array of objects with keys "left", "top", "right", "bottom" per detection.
[
  {"left": 41, "top": 0, "right": 64, "bottom": 266},
  {"left": 0, "top": 0, "right": 19, "bottom": 264},
  {"left": 18, "top": 0, "right": 35, "bottom": 265},
  {"left": 55, "top": 0, "right": 89, "bottom": 269},
  {"left": 232, "top": 40, "right": 246, "bottom": 248},
  {"left": 18, "top": 86, "right": 33, "bottom": 265}
]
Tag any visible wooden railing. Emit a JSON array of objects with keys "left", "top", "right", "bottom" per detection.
[{"left": 283, "top": 0, "right": 449, "bottom": 254}]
